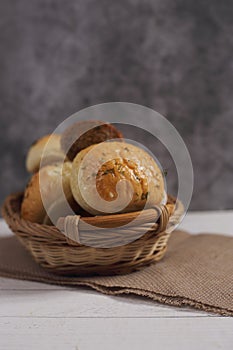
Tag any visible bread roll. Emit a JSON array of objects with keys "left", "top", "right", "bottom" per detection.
[
  {"left": 70, "top": 141, "right": 166, "bottom": 215},
  {"left": 21, "top": 162, "right": 73, "bottom": 223},
  {"left": 26, "top": 134, "right": 66, "bottom": 173},
  {"left": 60, "top": 120, "right": 123, "bottom": 160},
  {"left": 42, "top": 197, "right": 81, "bottom": 225}
]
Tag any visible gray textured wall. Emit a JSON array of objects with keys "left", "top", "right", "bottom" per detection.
[{"left": 0, "top": 0, "right": 232, "bottom": 210}]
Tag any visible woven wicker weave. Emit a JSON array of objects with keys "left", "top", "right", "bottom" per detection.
[{"left": 2, "top": 193, "right": 183, "bottom": 276}]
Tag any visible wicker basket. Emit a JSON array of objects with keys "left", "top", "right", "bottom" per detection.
[{"left": 2, "top": 192, "right": 183, "bottom": 276}]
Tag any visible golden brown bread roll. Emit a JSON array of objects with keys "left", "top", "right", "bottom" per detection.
[
  {"left": 60, "top": 120, "right": 123, "bottom": 160},
  {"left": 26, "top": 134, "right": 67, "bottom": 173},
  {"left": 70, "top": 141, "right": 166, "bottom": 215},
  {"left": 21, "top": 162, "right": 73, "bottom": 223}
]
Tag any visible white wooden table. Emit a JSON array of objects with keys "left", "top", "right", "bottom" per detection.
[{"left": 0, "top": 211, "right": 232, "bottom": 350}]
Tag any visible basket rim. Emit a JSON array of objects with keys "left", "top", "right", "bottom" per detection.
[{"left": 2, "top": 191, "right": 177, "bottom": 229}]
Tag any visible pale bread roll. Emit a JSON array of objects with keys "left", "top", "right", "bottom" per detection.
[
  {"left": 42, "top": 197, "right": 81, "bottom": 225},
  {"left": 21, "top": 162, "right": 73, "bottom": 223},
  {"left": 26, "top": 134, "right": 67, "bottom": 173},
  {"left": 70, "top": 141, "right": 166, "bottom": 215}
]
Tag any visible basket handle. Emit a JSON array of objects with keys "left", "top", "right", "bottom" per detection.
[
  {"left": 57, "top": 202, "right": 173, "bottom": 246},
  {"left": 154, "top": 204, "right": 169, "bottom": 233},
  {"left": 57, "top": 215, "right": 81, "bottom": 245}
]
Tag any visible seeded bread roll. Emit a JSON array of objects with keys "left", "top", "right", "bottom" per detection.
[
  {"left": 26, "top": 134, "right": 67, "bottom": 173},
  {"left": 70, "top": 141, "right": 166, "bottom": 215},
  {"left": 21, "top": 162, "right": 73, "bottom": 224},
  {"left": 60, "top": 120, "right": 123, "bottom": 160}
]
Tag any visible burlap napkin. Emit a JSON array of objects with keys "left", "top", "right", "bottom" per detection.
[{"left": 0, "top": 230, "right": 232, "bottom": 316}]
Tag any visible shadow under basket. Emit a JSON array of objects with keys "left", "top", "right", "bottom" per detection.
[{"left": 2, "top": 193, "right": 183, "bottom": 276}]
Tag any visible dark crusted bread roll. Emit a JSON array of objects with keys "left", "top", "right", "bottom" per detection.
[{"left": 60, "top": 120, "right": 123, "bottom": 160}]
